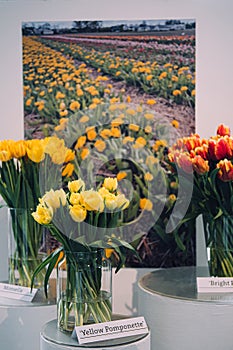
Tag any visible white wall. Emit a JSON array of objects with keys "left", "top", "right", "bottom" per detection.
[{"left": 0, "top": 0, "right": 232, "bottom": 140}]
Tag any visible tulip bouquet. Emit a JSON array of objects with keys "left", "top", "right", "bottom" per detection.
[
  {"left": 168, "top": 124, "right": 233, "bottom": 276},
  {"left": 0, "top": 137, "right": 75, "bottom": 286},
  {"left": 31, "top": 176, "right": 135, "bottom": 332}
]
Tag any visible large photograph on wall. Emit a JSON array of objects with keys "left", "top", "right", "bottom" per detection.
[
  {"left": 22, "top": 18, "right": 196, "bottom": 268},
  {"left": 23, "top": 19, "right": 195, "bottom": 138}
]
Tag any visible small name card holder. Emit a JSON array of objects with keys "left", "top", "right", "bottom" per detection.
[
  {"left": 74, "top": 316, "right": 149, "bottom": 345},
  {"left": 0, "top": 282, "right": 37, "bottom": 302},
  {"left": 197, "top": 277, "right": 233, "bottom": 293}
]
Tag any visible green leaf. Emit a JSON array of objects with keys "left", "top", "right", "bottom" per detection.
[
  {"left": 131, "top": 232, "right": 145, "bottom": 247},
  {"left": 153, "top": 224, "right": 170, "bottom": 243},
  {"left": 30, "top": 247, "right": 63, "bottom": 293},
  {"left": 111, "top": 237, "right": 135, "bottom": 252},
  {"left": 214, "top": 208, "right": 223, "bottom": 220},
  {"left": 43, "top": 249, "right": 63, "bottom": 297},
  {"left": 174, "top": 231, "right": 186, "bottom": 251}
]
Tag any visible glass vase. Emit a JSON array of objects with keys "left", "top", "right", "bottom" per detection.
[
  {"left": 57, "top": 249, "right": 112, "bottom": 333},
  {"left": 203, "top": 214, "right": 233, "bottom": 277},
  {"left": 8, "top": 207, "right": 47, "bottom": 288}
]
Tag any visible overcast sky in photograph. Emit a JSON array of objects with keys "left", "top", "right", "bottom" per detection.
[{"left": 23, "top": 18, "right": 195, "bottom": 29}]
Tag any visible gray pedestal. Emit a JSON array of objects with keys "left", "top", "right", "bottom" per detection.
[
  {"left": 0, "top": 281, "right": 57, "bottom": 350},
  {"left": 138, "top": 266, "right": 233, "bottom": 350}
]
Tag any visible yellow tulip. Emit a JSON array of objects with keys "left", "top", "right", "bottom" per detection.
[
  {"left": 94, "top": 139, "right": 106, "bottom": 152},
  {"left": 144, "top": 125, "right": 152, "bottom": 134},
  {"left": 69, "top": 101, "right": 80, "bottom": 111},
  {"left": 134, "top": 137, "right": 147, "bottom": 149},
  {"left": 26, "top": 139, "right": 45, "bottom": 163},
  {"left": 81, "top": 190, "right": 104, "bottom": 212},
  {"left": 173, "top": 89, "right": 181, "bottom": 96},
  {"left": 69, "top": 204, "right": 87, "bottom": 222},
  {"left": 69, "top": 192, "right": 82, "bottom": 205},
  {"left": 105, "top": 248, "right": 114, "bottom": 259},
  {"left": 140, "top": 198, "right": 153, "bottom": 211},
  {"left": 75, "top": 135, "right": 86, "bottom": 149},
  {"left": 44, "top": 137, "right": 68, "bottom": 164},
  {"left": 123, "top": 136, "right": 134, "bottom": 144},
  {"left": 104, "top": 192, "right": 118, "bottom": 210},
  {"left": 116, "top": 193, "right": 129, "bottom": 210},
  {"left": 144, "top": 113, "right": 154, "bottom": 120},
  {"left": 144, "top": 172, "right": 154, "bottom": 181},
  {"left": 116, "top": 172, "right": 127, "bottom": 181},
  {"left": 25, "top": 98, "right": 32, "bottom": 106},
  {"left": 62, "top": 163, "right": 74, "bottom": 177},
  {"left": 64, "top": 149, "right": 75, "bottom": 162},
  {"left": 100, "top": 129, "right": 112, "bottom": 139},
  {"left": 86, "top": 127, "right": 97, "bottom": 141},
  {"left": 79, "top": 115, "right": 89, "bottom": 123},
  {"left": 80, "top": 148, "right": 90, "bottom": 160},
  {"left": 129, "top": 124, "right": 140, "bottom": 132},
  {"left": 171, "top": 120, "right": 179, "bottom": 129},
  {"left": 32, "top": 203, "right": 53, "bottom": 225},
  {"left": 56, "top": 92, "right": 65, "bottom": 100},
  {"left": 111, "top": 127, "right": 121, "bottom": 138},
  {"left": 10, "top": 140, "right": 26, "bottom": 159},
  {"left": 0, "top": 140, "right": 13, "bottom": 161},
  {"left": 41, "top": 189, "right": 66, "bottom": 210},
  {"left": 68, "top": 179, "right": 85, "bottom": 193},
  {"left": 59, "top": 102, "right": 66, "bottom": 110},
  {"left": 146, "top": 99, "right": 156, "bottom": 105},
  {"left": 103, "top": 177, "right": 118, "bottom": 192},
  {"left": 76, "top": 88, "right": 84, "bottom": 96}
]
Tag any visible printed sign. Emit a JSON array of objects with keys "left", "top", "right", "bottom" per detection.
[
  {"left": 0, "top": 282, "right": 38, "bottom": 302},
  {"left": 197, "top": 277, "right": 233, "bottom": 293},
  {"left": 75, "top": 316, "right": 149, "bottom": 345}
]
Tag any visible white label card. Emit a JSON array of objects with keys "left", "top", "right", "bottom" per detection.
[
  {"left": 197, "top": 277, "right": 233, "bottom": 293},
  {"left": 75, "top": 316, "right": 149, "bottom": 345},
  {"left": 0, "top": 282, "right": 38, "bottom": 302}
]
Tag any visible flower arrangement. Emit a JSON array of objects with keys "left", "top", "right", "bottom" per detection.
[
  {"left": 168, "top": 124, "right": 233, "bottom": 276},
  {"left": 31, "top": 176, "right": 135, "bottom": 331},
  {"left": 0, "top": 137, "right": 75, "bottom": 286}
]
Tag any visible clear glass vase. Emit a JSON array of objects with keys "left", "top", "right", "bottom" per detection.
[
  {"left": 203, "top": 214, "right": 233, "bottom": 277},
  {"left": 57, "top": 249, "right": 112, "bottom": 333},
  {"left": 8, "top": 207, "right": 47, "bottom": 287}
]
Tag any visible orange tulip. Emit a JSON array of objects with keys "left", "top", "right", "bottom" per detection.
[
  {"left": 184, "top": 136, "right": 201, "bottom": 152},
  {"left": 215, "top": 138, "right": 232, "bottom": 160},
  {"left": 176, "top": 153, "right": 193, "bottom": 174},
  {"left": 192, "top": 156, "right": 209, "bottom": 175},
  {"left": 217, "top": 159, "right": 233, "bottom": 181},
  {"left": 216, "top": 124, "right": 231, "bottom": 137},
  {"left": 195, "top": 145, "right": 208, "bottom": 160},
  {"left": 208, "top": 139, "right": 217, "bottom": 160}
]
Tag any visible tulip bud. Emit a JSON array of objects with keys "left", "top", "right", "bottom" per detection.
[{"left": 216, "top": 124, "right": 231, "bottom": 137}]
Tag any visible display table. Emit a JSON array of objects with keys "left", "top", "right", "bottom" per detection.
[
  {"left": 138, "top": 266, "right": 233, "bottom": 350},
  {"left": 0, "top": 280, "right": 57, "bottom": 350},
  {"left": 40, "top": 318, "right": 151, "bottom": 350}
]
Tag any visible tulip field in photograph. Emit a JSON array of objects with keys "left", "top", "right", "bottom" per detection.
[
  {"left": 21, "top": 19, "right": 196, "bottom": 268},
  {"left": 23, "top": 21, "right": 195, "bottom": 139}
]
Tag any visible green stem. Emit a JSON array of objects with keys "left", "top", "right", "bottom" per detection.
[{"left": 58, "top": 250, "right": 112, "bottom": 332}]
